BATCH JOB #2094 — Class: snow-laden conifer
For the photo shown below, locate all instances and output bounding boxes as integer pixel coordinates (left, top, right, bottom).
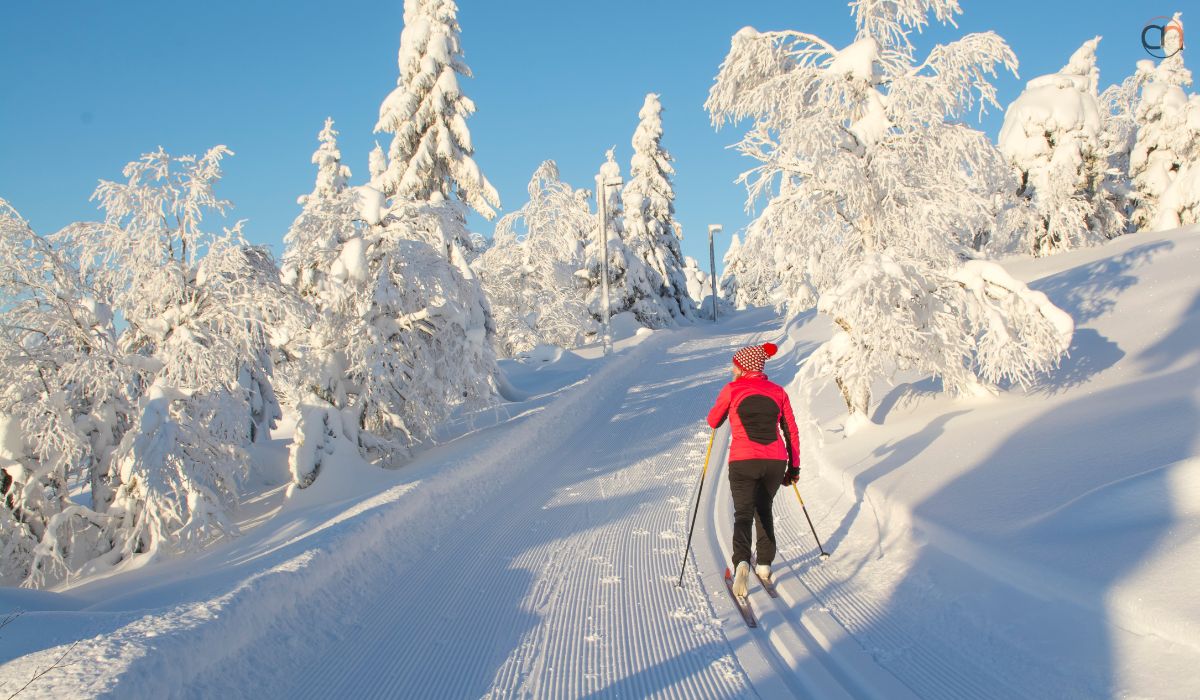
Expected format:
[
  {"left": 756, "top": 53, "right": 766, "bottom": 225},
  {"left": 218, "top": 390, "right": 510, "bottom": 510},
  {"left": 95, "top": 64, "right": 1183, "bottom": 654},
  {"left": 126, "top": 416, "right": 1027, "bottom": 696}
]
[
  {"left": 717, "top": 233, "right": 745, "bottom": 307},
  {"left": 283, "top": 127, "right": 499, "bottom": 485},
  {"left": 303, "top": 118, "right": 352, "bottom": 205},
  {"left": 622, "top": 94, "right": 694, "bottom": 323},
  {"left": 583, "top": 149, "right": 671, "bottom": 331},
  {"left": 998, "top": 38, "right": 1124, "bottom": 255},
  {"left": 706, "top": 0, "right": 1073, "bottom": 429},
  {"left": 284, "top": 208, "right": 498, "bottom": 486},
  {"left": 374, "top": 0, "right": 499, "bottom": 220},
  {"left": 476, "top": 161, "right": 595, "bottom": 356},
  {"left": 1129, "top": 15, "right": 1200, "bottom": 231},
  {"left": 283, "top": 118, "right": 359, "bottom": 308}
]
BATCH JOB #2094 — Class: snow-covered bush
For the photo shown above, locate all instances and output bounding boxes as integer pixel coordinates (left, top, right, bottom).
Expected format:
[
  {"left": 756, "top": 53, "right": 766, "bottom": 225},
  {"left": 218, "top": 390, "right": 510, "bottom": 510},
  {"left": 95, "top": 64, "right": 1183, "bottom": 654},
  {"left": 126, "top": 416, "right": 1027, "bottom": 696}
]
[
  {"left": 681, "top": 255, "right": 731, "bottom": 320},
  {"left": 998, "top": 38, "right": 1125, "bottom": 255},
  {"left": 1129, "top": 15, "right": 1200, "bottom": 231},
  {"left": 622, "top": 93, "right": 694, "bottom": 323},
  {"left": 475, "top": 161, "right": 596, "bottom": 356},
  {"left": 0, "top": 201, "right": 132, "bottom": 586},
  {"left": 706, "top": 0, "right": 1073, "bottom": 427}
]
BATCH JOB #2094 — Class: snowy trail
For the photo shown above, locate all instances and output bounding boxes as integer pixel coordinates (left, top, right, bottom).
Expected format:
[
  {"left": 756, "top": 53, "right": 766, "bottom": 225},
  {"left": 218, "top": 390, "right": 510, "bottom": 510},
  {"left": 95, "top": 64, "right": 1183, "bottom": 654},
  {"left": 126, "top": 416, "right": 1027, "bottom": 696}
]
[
  {"left": 0, "top": 306, "right": 1079, "bottom": 699},
  {"left": 274, "top": 314, "right": 771, "bottom": 699}
]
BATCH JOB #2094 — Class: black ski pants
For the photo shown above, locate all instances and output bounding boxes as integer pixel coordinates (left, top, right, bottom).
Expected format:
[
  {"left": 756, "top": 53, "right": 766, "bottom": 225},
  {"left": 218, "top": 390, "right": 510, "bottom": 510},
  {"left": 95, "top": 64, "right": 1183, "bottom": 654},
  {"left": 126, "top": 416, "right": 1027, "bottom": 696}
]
[{"left": 728, "top": 458, "right": 787, "bottom": 567}]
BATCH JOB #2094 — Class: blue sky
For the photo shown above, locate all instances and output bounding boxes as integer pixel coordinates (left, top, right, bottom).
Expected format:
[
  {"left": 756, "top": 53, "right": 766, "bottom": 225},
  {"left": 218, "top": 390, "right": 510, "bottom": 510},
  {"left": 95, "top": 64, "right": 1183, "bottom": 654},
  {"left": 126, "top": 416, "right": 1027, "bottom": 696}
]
[{"left": 0, "top": 1, "right": 1178, "bottom": 272}]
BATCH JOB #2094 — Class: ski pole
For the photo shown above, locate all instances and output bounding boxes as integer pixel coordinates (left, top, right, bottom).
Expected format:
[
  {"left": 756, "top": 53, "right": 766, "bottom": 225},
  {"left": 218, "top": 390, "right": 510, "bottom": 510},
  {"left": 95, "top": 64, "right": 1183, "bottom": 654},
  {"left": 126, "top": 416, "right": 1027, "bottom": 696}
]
[
  {"left": 677, "top": 429, "right": 716, "bottom": 587},
  {"left": 792, "top": 483, "right": 830, "bottom": 560}
]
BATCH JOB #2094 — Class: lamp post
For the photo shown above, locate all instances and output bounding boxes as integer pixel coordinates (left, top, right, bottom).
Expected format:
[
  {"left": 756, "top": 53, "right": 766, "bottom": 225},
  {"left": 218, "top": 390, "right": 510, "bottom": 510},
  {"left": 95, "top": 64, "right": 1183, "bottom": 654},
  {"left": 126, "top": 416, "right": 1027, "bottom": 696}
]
[
  {"left": 595, "top": 171, "right": 623, "bottom": 355},
  {"left": 707, "top": 224, "right": 722, "bottom": 322}
]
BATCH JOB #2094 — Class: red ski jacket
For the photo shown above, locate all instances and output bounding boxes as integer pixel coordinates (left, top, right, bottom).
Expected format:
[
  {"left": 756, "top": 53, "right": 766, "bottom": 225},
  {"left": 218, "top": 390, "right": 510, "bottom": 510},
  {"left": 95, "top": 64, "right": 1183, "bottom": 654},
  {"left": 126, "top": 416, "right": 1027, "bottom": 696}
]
[{"left": 707, "top": 372, "right": 800, "bottom": 467}]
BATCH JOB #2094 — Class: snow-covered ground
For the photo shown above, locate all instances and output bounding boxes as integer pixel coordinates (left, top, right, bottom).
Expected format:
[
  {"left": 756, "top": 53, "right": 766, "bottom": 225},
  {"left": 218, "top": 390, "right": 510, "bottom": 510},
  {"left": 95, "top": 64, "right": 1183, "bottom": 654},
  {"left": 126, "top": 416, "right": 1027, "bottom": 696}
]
[{"left": 1, "top": 226, "right": 1198, "bottom": 698}]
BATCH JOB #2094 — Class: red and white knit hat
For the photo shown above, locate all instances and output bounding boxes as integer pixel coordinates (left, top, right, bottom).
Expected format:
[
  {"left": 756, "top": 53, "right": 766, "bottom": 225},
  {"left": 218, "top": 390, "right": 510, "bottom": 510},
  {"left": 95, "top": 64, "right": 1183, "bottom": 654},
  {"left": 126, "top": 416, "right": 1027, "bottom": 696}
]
[{"left": 732, "top": 343, "right": 778, "bottom": 373}]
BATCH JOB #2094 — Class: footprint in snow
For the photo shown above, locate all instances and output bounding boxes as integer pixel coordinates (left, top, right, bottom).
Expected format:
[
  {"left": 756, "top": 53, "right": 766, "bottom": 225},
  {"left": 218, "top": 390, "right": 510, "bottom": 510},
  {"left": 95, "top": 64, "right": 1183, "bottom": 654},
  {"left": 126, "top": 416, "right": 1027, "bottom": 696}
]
[
  {"left": 659, "top": 530, "right": 677, "bottom": 540},
  {"left": 600, "top": 575, "right": 621, "bottom": 585}
]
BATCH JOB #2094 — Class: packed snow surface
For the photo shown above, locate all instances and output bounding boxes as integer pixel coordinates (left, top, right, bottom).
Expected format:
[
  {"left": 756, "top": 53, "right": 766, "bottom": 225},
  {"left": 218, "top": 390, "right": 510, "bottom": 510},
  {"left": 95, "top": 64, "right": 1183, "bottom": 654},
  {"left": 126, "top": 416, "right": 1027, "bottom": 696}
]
[{"left": 2, "top": 227, "right": 1199, "bottom": 698}]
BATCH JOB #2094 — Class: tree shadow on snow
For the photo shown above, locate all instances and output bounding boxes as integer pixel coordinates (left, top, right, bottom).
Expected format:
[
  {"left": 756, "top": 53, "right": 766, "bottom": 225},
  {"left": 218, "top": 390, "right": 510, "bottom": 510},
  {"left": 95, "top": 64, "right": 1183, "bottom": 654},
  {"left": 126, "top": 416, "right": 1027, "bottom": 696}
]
[
  {"left": 1030, "top": 241, "right": 1173, "bottom": 323},
  {"left": 860, "top": 285, "right": 1200, "bottom": 697}
]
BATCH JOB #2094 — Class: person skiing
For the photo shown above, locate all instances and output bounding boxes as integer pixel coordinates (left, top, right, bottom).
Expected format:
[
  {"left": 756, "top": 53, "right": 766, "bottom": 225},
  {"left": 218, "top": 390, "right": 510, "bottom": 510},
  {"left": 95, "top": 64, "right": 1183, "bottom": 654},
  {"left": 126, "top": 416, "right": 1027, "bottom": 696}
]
[{"left": 707, "top": 342, "right": 800, "bottom": 597}]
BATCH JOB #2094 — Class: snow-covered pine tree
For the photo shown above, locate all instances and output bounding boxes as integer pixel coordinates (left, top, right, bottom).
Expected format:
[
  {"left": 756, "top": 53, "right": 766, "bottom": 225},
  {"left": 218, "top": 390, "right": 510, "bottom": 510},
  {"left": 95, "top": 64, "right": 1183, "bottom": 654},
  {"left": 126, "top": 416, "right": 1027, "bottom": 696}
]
[
  {"left": 1129, "top": 14, "right": 1200, "bottom": 231},
  {"left": 367, "top": 0, "right": 500, "bottom": 390},
  {"left": 998, "top": 37, "right": 1125, "bottom": 255},
  {"left": 374, "top": 0, "right": 500, "bottom": 223},
  {"left": 282, "top": 127, "right": 499, "bottom": 486},
  {"left": 304, "top": 117, "right": 352, "bottom": 205},
  {"left": 583, "top": 149, "right": 670, "bottom": 331},
  {"left": 1099, "top": 63, "right": 1153, "bottom": 229},
  {"left": 283, "top": 118, "right": 359, "bottom": 306},
  {"left": 368, "top": 141, "right": 387, "bottom": 189},
  {"left": 285, "top": 210, "right": 499, "bottom": 485},
  {"left": 706, "top": 1, "right": 1073, "bottom": 430},
  {"left": 717, "top": 232, "right": 744, "bottom": 307},
  {"left": 680, "top": 256, "right": 729, "bottom": 319},
  {"left": 622, "top": 93, "right": 694, "bottom": 323},
  {"left": 476, "top": 161, "right": 596, "bottom": 356}
]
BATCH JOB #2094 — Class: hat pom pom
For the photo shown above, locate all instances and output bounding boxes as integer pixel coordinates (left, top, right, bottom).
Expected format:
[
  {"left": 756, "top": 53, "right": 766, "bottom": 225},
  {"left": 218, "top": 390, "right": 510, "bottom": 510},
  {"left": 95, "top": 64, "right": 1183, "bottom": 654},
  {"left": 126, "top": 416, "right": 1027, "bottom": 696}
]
[{"left": 762, "top": 343, "right": 777, "bottom": 357}]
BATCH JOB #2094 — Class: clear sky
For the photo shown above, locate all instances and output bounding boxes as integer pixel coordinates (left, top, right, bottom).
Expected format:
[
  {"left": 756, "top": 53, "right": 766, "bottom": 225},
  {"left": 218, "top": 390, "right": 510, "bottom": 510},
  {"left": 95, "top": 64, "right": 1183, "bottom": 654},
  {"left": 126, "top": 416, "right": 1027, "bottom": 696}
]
[{"left": 0, "top": 1, "right": 1180, "bottom": 272}]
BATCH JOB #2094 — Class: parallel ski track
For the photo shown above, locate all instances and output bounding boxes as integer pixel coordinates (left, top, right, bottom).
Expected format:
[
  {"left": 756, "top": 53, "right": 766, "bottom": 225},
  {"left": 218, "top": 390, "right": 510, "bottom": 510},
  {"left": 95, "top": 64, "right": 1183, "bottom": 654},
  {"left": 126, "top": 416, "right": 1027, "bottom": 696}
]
[
  {"left": 277, "top": 320, "right": 776, "bottom": 699},
  {"left": 691, "top": 321, "right": 1038, "bottom": 700}
]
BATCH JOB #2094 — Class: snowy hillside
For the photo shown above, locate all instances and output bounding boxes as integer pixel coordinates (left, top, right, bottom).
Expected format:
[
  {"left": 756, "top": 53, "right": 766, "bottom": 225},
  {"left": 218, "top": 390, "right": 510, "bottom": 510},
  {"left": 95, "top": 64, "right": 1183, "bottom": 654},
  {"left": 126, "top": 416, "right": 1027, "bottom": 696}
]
[{"left": 0, "top": 225, "right": 1197, "bottom": 698}]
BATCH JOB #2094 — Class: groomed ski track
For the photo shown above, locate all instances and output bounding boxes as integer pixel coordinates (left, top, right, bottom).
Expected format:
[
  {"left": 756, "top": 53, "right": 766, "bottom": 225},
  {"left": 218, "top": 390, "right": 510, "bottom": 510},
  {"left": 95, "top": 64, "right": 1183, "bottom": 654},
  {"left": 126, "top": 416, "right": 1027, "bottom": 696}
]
[
  {"left": 2, "top": 310, "right": 926, "bottom": 698},
  {"left": 259, "top": 308, "right": 913, "bottom": 700}
]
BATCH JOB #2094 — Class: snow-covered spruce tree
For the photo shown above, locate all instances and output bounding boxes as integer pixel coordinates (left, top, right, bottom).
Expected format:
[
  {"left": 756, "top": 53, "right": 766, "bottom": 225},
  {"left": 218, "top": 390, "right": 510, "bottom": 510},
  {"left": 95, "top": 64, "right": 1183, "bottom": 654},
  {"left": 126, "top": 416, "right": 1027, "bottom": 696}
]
[
  {"left": 1098, "top": 62, "right": 1153, "bottom": 229},
  {"left": 716, "top": 229, "right": 792, "bottom": 309},
  {"left": 306, "top": 117, "right": 352, "bottom": 204},
  {"left": 583, "top": 149, "right": 671, "bottom": 331},
  {"left": 285, "top": 209, "right": 499, "bottom": 484},
  {"left": 282, "top": 119, "right": 359, "bottom": 308},
  {"left": 475, "top": 161, "right": 596, "bottom": 356},
  {"left": 680, "top": 255, "right": 730, "bottom": 319},
  {"left": 706, "top": 1, "right": 1074, "bottom": 430},
  {"left": 622, "top": 93, "right": 694, "bottom": 323},
  {"left": 1129, "top": 15, "right": 1200, "bottom": 231},
  {"left": 998, "top": 37, "right": 1124, "bottom": 255},
  {"left": 717, "top": 232, "right": 745, "bottom": 307},
  {"left": 368, "top": 141, "right": 387, "bottom": 189},
  {"left": 374, "top": 0, "right": 500, "bottom": 231},
  {"left": 282, "top": 131, "right": 498, "bottom": 485}
]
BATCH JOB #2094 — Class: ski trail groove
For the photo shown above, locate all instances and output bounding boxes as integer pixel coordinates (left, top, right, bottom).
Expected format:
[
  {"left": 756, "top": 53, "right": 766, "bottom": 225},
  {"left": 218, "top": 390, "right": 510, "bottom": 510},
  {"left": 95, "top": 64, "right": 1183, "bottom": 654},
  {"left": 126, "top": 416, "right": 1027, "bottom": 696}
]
[{"left": 269, "top": 319, "right": 777, "bottom": 699}]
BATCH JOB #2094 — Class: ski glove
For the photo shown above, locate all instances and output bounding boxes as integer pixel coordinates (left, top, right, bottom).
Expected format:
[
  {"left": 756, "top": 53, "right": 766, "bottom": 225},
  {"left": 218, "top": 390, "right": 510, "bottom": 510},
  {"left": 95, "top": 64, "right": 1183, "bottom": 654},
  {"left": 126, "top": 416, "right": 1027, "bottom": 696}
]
[{"left": 782, "top": 467, "right": 799, "bottom": 487}]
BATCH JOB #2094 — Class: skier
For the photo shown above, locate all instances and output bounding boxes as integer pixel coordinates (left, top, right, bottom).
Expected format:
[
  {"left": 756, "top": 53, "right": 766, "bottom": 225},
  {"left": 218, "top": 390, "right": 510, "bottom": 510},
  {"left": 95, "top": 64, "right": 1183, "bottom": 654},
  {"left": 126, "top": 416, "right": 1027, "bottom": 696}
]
[{"left": 707, "top": 342, "right": 800, "bottom": 597}]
